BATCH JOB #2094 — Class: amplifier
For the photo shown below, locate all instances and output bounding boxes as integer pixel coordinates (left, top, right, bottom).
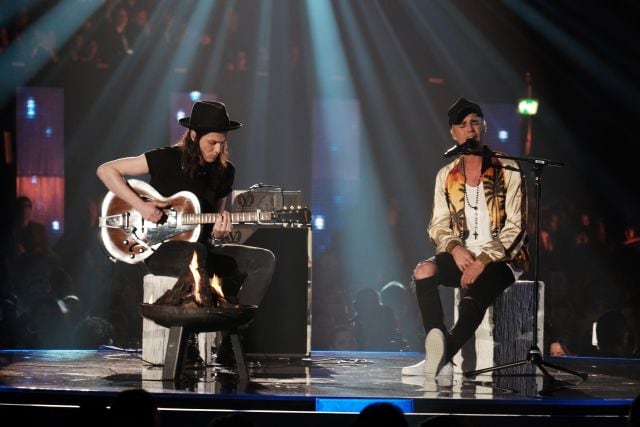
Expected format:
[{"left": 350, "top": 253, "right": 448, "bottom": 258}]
[
  {"left": 232, "top": 188, "right": 302, "bottom": 212},
  {"left": 241, "top": 226, "right": 311, "bottom": 358}
]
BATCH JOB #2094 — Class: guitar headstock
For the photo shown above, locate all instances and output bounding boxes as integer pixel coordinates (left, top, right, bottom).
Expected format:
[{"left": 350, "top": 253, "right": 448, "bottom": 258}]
[{"left": 273, "top": 206, "right": 312, "bottom": 226}]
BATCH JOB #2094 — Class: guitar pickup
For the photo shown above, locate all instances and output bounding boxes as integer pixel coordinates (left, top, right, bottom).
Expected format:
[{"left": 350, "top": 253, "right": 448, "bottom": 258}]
[{"left": 99, "top": 213, "right": 130, "bottom": 231}]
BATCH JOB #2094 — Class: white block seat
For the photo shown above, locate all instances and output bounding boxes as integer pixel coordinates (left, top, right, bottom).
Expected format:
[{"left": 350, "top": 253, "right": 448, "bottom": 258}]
[{"left": 453, "top": 280, "right": 544, "bottom": 375}]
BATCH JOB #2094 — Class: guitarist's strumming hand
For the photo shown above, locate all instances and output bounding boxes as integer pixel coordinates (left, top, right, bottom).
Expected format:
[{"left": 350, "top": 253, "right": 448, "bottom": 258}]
[
  {"left": 212, "top": 210, "right": 232, "bottom": 240},
  {"left": 139, "top": 200, "right": 168, "bottom": 224}
]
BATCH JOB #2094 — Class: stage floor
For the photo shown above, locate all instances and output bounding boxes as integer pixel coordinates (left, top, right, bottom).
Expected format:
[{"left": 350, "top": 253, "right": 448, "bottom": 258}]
[{"left": 0, "top": 349, "right": 638, "bottom": 426}]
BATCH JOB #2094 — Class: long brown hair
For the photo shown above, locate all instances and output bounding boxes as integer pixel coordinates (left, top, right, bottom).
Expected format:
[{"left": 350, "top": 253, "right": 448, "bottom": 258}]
[{"left": 175, "top": 130, "right": 228, "bottom": 178}]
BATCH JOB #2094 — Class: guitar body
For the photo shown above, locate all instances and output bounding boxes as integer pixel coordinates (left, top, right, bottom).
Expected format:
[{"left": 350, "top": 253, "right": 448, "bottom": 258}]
[
  {"left": 99, "top": 179, "right": 311, "bottom": 264},
  {"left": 100, "top": 179, "right": 201, "bottom": 264}
]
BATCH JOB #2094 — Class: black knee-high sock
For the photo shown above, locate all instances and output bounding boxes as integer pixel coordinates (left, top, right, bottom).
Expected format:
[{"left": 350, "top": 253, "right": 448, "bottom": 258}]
[
  {"left": 414, "top": 277, "right": 446, "bottom": 334},
  {"left": 446, "top": 297, "right": 486, "bottom": 360}
]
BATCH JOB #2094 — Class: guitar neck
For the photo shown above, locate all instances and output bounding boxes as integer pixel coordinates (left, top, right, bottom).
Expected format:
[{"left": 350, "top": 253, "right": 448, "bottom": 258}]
[{"left": 181, "top": 211, "right": 273, "bottom": 225}]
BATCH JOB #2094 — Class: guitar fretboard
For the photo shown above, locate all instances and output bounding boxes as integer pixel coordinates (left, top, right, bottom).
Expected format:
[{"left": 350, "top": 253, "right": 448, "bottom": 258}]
[{"left": 181, "top": 211, "right": 273, "bottom": 225}]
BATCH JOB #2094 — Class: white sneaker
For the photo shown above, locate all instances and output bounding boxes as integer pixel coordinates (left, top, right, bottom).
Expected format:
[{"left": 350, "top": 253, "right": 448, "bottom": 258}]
[
  {"left": 437, "top": 361, "right": 453, "bottom": 377},
  {"left": 424, "top": 328, "right": 446, "bottom": 378},
  {"left": 401, "top": 359, "right": 426, "bottom": 376},
  {"left": 435, "top": 362, "right": 454, "bottom": 386}
]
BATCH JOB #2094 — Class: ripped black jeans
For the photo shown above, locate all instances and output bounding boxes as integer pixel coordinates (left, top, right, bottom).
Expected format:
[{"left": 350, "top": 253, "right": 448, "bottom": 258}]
[{"left": 414, "top": 252, "right": 515, "bottom": 361}]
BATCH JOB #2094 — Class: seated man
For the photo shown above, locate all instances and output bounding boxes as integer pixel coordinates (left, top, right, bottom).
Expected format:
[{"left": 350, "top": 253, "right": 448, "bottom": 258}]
[
  {"left": 97, "top": 100, "right": 275, "bottom": 365},
  {"left": 402, "top": 98, "right": 528, "bottom": 378}
]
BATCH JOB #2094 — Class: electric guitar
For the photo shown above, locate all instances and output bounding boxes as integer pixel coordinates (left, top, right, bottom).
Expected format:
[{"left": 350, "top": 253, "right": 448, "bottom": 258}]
[{"left": 98, "top": 179, "right": 311, "bottom": 264}]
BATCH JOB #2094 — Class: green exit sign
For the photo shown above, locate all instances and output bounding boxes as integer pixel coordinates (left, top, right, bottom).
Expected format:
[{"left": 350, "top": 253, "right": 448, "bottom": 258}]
[{"left": 518, "top": 98, "right": 539, "bottom": 115}]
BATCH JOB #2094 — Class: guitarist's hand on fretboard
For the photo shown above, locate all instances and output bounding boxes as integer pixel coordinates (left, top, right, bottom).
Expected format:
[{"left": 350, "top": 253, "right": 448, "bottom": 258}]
[{"left": 212, "top": 210, "right": 232, "bottom": 239}]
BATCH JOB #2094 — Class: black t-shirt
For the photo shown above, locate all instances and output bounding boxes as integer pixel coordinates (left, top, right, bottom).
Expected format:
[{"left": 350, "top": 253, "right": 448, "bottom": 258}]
[{"left": 145, "top": 146, "right": 235, "bottom": 238}]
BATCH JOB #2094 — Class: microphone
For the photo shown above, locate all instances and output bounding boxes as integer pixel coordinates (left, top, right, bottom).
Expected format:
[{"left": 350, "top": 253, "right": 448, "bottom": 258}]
[{"left": 443, "top": 138, "right": 477, "bottom": 158}]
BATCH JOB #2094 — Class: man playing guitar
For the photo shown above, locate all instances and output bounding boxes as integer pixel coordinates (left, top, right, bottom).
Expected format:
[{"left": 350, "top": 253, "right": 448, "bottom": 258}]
[{"left": 97, "top": 100, "right": 276, "bottom": 367}]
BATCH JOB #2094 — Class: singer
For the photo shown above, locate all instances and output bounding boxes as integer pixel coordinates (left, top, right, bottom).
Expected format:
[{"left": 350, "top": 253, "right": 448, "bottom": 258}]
[{"left": 402, "top": 97, "right": 529, "bottom": 380}]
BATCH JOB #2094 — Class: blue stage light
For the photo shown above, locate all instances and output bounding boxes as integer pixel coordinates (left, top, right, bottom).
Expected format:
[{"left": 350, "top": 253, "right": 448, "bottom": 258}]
[
  {"left": 316, "top": 398, "right": 413, "bottom": 413},
  {"left": 26, "top": 97, "right": 36, "bottom": 119}
]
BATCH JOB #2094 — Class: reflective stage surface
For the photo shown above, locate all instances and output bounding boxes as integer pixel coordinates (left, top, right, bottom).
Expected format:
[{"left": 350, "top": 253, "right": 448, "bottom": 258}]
[{"left": 0, "top": 349, "right": 638, "bottom": 426}]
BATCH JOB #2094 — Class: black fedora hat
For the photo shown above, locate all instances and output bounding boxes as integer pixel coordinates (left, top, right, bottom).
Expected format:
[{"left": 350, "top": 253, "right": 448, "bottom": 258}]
[
  {"left": 448, "top": 97, "right": 483, "bottom": 126},
  {"left": 179, "top": 101, "right": 242, "bottom": 132}
]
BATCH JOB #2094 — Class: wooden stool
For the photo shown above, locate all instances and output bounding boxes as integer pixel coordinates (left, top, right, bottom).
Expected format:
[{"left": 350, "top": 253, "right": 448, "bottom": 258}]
[{"left": 453, "top": 280, "right": 544, "bottom": 372}]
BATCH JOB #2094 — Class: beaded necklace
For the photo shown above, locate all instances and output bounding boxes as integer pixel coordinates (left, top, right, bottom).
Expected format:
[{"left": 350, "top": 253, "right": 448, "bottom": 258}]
[{"left": 464, "top": 181, "right": 480, "bottom": 240}]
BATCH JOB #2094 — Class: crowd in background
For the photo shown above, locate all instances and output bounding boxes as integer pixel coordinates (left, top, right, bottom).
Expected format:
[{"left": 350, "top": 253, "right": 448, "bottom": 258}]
[{"left": 1, "top": 0, "right": 303, "bottom": 89}]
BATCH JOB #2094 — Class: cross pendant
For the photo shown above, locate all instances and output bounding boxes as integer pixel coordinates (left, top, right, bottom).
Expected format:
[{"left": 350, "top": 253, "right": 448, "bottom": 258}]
[{"left": 473, "top": 231, "right": 478, "bottom": 239}]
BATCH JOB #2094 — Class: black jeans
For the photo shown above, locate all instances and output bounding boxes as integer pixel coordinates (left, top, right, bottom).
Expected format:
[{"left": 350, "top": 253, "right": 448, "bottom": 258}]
[
  {"left": 415, "top": 252, "right": 515, "bottom": 360},
  {"left": 144, "top": 240, "right": 275, "bottom": 307}
]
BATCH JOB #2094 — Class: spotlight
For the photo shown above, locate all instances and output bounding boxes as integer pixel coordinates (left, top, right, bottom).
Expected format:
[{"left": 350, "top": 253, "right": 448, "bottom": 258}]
[
  {"left": 189, "top": 91, "right": 202, "bottom": 102},
  {"left": 313, "top": 215, "right": 325, "bottom": 231}
]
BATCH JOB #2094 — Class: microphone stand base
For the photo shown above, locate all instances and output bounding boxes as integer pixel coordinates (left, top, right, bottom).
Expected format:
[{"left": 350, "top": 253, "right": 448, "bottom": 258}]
[{"left": 463, "top": 345, "right": 588, "bottom": 381}]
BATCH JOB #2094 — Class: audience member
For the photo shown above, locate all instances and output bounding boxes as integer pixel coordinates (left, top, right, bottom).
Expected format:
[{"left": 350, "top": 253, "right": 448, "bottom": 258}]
[
  {"left": 329, "top": 323, "right": 358, "bottom": 350},
  {"left": 0, "top": 13, "right": 9, "bottom": 54},
  {"left": 53, "top": 196, "right": 112, "bottom": 319},
  {"left": 11, "top": 196, "right": 49, "bottom": 257},
  {"left": 596, "top": 310, "right": 633, "bottom": 357},
  {"left": 311, "top": 249, "right": 351, "bottom": 349},
  {"left": 109, "top": 388, "right": 160, "bottom": 427},
  {"left": 548, "top": 339, "right": 571, "bottom": 357},
  {"left": 380, "top": 280, "right": 424, "bottom": 352},
  {"left": 68, "top": 19, "right": 98, "bottom": 65},
  {"left": 354, "top": 402, "right": 408, "bottom": 427},
  {"left": 352, "top": 287, "right": 407, "bottom": 351},
  {"left": 73, "top": 315, "right": 114, "bottom": 349}
]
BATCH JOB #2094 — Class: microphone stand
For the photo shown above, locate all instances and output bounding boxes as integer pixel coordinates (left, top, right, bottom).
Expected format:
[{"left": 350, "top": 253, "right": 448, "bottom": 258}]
[{"left": 461, "top": 149, "right": 587, "bottom": 382}]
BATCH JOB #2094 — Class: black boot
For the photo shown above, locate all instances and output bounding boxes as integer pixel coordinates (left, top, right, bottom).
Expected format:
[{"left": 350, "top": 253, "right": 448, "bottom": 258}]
[
  {"left": 215, "top": 333, "right": 236, "bottom": 367},
  {"left": 184, "top": 333, "right": 205, "bottom": 369},
  {"left": 414, "top": 276, "right": 446, "bottom": 333}
]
